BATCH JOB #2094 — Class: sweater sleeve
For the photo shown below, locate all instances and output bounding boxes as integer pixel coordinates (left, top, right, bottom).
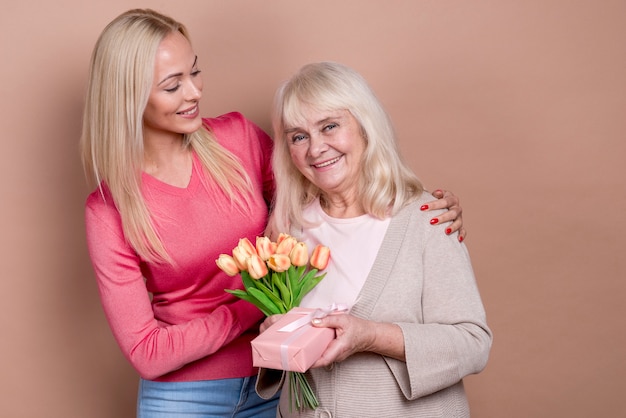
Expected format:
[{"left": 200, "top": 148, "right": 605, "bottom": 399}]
[
  {"left": 85, "top": 196, "right": 264, "bottom": 380},
  {"left": 384, "top": 210, "right": 492, "bottom": 400}
]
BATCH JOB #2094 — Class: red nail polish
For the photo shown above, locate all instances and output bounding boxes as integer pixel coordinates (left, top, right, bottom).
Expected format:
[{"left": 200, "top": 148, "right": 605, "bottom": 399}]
[
  {"left": 459, "top": 236, "right": 464, "bottom": 243},
  {"left": 445, "top": 228, "right": 452, "bottom": 235},
  {"left": 420, "top": 205, "right": 429, "bottom": 211},
  {"left": 430, "top": 218, "right": 439, "bottom": 225}
]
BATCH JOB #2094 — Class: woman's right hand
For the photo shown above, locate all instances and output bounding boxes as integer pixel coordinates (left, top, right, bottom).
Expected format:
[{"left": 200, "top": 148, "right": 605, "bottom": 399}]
[{"left": 309, "top": 313, "right": 406, "bottom": 367}]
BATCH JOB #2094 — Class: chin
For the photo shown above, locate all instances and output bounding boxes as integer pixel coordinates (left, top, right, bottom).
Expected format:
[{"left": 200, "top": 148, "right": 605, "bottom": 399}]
[{"left": 183, "top": 119, "right": 203, "bottom": 134}]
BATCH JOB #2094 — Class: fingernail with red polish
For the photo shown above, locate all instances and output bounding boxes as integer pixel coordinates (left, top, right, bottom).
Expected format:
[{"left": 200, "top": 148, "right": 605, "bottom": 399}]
[
  {"left": 430, "top": 218, "right": 439, "bottom": 225},
  {"left": 459, "top": 236, "right": 464, "bottom": 243},
  {"left": 445, "top": 228, "right": 452, "bottom": 235},
  {"left": 420, "top": 205, "right": 429, "bottom": 211}
]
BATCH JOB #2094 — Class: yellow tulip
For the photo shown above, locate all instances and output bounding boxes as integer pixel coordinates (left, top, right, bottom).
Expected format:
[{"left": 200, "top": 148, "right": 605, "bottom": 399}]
[
  {"left": 256, "top": 236, "right": 276, "bottom": 260},
  {"left": 289, "top": 242, "right": 309, "bottom": 267},
  {"left": 216, "top": 254, "right": 240, "bottom": 276},
  {"left": 268, "top": 253, "right": 291, "bottom": 273},
  {"left": 310, "top": 245, "right": 331, "bottom": 270},
  {"left": 247, "top": 254, "right": 269, "bottom": 279}
]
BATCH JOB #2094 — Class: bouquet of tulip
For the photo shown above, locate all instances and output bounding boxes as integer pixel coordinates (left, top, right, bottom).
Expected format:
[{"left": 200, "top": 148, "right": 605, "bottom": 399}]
[{"left": 216, "top": 233, "right": 331, "bottom": 411}]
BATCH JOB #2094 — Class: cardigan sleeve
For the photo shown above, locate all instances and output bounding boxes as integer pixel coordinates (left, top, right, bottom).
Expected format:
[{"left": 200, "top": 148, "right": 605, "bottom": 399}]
[{"left": 383, "top": 207, "right": 492, "bottom": 400}]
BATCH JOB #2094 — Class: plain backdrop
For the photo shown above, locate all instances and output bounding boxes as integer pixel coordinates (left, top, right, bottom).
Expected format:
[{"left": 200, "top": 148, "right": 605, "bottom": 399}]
[{"left": 1, "top": 1, "right": 624, "bottom": 417}]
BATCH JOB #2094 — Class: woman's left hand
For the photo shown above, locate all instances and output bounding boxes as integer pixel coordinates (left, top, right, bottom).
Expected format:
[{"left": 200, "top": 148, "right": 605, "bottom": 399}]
[
  {"left": 259, "top": 314, "right": 284, "bottom": 333},
  {"left": 421, "top": 188, "right": 466, "bottom": 242},
  {"left": 310, "top": 314, "right": 405, "bottom": 368}
]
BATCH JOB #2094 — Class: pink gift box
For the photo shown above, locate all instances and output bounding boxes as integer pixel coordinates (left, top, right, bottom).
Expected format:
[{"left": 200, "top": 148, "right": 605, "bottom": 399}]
[{"left": 251, "top": 307, "right": 335, "bottom": 373}]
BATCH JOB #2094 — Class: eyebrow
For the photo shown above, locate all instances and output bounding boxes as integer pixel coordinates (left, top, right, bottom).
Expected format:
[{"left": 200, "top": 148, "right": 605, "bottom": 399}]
[
  {"left": 157, "top": 55, "right": 198, "bottom": 86},
  {"left": 284, "top": 115, "right": 342, "bottom": 133}
]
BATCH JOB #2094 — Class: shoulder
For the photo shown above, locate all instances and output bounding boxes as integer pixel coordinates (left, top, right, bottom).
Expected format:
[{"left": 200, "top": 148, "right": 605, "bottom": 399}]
[
  {"left": 400, "top": 192, "right": 446, "bottom": 221},
  {"left": 202, "top": 111, "right": 246, "bottom": 130},
  {"left": 202, "top": 112, "right": 265, "bottom": 137},
  {"left": 85, "top": 184, "right": 111, "bottom": 211},
  {"left": 387, "top": 192, "right": 450, "bottom": 241},
  {"left": 202, "top": 112, "right": 271, "bottom": 151},
  {"left": 84, "top": 185, "right": 121, "bottom": 228}
]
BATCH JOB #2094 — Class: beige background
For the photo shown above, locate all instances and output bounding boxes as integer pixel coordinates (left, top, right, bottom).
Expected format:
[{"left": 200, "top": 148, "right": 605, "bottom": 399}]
[{"left": 1, "top": 1, "right": 624, "bottom": 417}]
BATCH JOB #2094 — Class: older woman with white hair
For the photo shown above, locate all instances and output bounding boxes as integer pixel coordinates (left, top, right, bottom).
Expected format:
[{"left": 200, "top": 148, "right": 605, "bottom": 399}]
[{"left": 257, "top": 62, "right": 492, "bottom": 417}]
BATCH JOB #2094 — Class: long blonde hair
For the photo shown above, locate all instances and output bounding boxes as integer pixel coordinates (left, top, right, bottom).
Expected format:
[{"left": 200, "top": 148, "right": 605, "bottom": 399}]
[
  {"left": 81, "top": 9, "right": 252, "bottom": 264},
  {"left": 270, "top": 62, "right": 423, "bottom": 233}
]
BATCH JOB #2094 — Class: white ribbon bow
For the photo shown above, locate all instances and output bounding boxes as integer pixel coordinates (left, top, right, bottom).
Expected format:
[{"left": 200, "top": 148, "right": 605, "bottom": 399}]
[{"left": 278, "top": 303, "right": 350, "bottom": 333}]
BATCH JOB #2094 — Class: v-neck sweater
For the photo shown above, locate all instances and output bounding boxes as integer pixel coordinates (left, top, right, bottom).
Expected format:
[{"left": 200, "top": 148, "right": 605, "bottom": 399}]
[{"left": 85, "top": 112, "right": 274, "bottom": 381}]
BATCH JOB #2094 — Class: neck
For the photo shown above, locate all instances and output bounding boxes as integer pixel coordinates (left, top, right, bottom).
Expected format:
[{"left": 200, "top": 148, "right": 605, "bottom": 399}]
[
  {"left": 319, "top": 194, "right": 366, "bottom": 218},
  {"left": 143, "top": 134, "right": 192, "bottom": 187}
]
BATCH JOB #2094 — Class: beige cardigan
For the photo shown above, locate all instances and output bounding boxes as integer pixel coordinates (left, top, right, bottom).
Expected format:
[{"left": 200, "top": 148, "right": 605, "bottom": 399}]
[{"left": 257, "top": 196, "right": 492, "bottom": 417}]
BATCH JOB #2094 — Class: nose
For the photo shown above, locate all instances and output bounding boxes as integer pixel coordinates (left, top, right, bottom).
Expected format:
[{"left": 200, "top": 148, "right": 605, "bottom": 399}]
[
  {"left": 308, "top": 132, "right": 328, "bottom": 157},
  {"left": 184, "top": 76, "right": 203, "bottom": 101}
]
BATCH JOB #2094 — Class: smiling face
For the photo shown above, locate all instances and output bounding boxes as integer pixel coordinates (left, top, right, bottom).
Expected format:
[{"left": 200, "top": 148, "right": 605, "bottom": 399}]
[
  {"left": 143, "top": 31, "right": 203, "bottom": 142},
  {"left": 286, "top": 106, "right": 367, "bottom": 206}
]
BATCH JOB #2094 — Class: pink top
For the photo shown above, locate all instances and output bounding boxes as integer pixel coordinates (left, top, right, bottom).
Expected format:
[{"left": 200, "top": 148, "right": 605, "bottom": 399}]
[
  {"left": 298, "top": 198, "right": 390, "bottom": 309},
  {"left": 84, "top": 112, "right": 274, "bottom": 381}
]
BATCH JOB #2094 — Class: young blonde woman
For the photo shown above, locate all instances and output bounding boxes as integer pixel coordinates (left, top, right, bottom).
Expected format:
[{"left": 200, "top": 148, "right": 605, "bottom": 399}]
[{"left": 81, "top": 9, "right": 466, "bottom": 417}]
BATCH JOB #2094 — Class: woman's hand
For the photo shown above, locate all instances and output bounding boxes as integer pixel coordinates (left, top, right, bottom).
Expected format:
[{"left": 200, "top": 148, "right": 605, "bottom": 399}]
[
  {"left": 421, "top": 189, "right": 466, "bottom": 242},
  {"left": 259, "top": 314, "right": 284, "bottom": 333},
  {"left": 310, "top": 314, "right": 405, "bottom": 368}
]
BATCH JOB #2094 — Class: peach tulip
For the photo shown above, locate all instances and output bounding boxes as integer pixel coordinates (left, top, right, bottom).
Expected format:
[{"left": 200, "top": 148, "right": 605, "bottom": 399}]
[
  {"left": 276, "top": 232, "right": 291, "bottom": 244},
  {"left": 256, "top": 236, "right": 276, "bottom": 260},
  {"left": 289, "top": 242, "right": 309, "bottom": 267},
  {"left": 275, "top": 235, "right": 297, "bottom": 255},
  {"left": 238, "top": 237, "right": 257, "bottom": 257},
  {"left": 232, "top": 246, "right": 249, "bottom": 271},
  {"left": 247, "top": 254, "right": 269, "bottom": 279},
  {"left": 216, "top": 254, "right": 240, "bottom": 276},
  {"left": 268, "top": 253, "right": 291, "bottom": 273},
  {"left": 310, "top": 245, "right": 331, "bottom": 270}
]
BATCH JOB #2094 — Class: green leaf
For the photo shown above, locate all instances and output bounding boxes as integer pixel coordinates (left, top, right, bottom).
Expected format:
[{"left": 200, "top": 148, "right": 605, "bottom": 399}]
[
  {"left": 272, "top": 271, "right": 293, "bottom": 310},
  {"left": 240, "top": 271, "right": 257, "bottom": 291},
  {"left": 287, "top": 266, "right": 300, "bottom": 298},
  {"left": 296, "top": 265, "right": 307, "bottom": 278},
  {"left": 225, "top": 289, "right": 273, "bottom": 316},
  {"left": 224, "top": 289, "right": 248, "bottom": 298},
  {"left": 293, "top": 272, "right": 326, "bottom": 307},
  {"left": 253, "top": 278, "right": 287, "bottom": 313},
  {"left": 298, "top": 268, "right": 318, "bottom": 284},
  {"left": 247, "top": 287, "right": 282, "bottom": 315}
]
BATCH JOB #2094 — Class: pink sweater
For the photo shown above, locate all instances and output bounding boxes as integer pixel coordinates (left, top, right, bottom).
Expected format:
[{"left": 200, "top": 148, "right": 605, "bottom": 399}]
[{"left": 85, "top": 112, "right": 274, "bottom": 381}]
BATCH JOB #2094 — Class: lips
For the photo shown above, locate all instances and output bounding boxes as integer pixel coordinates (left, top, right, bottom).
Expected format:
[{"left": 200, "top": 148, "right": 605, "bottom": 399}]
[
  {"left": 177, "top": 105, "right": 198, "bottom": 116},
  {"left": 312, "top": 155, "right": 342, "bottom": 168}
]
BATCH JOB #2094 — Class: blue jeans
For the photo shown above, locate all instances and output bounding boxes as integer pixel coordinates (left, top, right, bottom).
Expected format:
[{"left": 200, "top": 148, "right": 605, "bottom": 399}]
[{"left": 137, "top": 376, "right": 279, "bottom": 418}]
